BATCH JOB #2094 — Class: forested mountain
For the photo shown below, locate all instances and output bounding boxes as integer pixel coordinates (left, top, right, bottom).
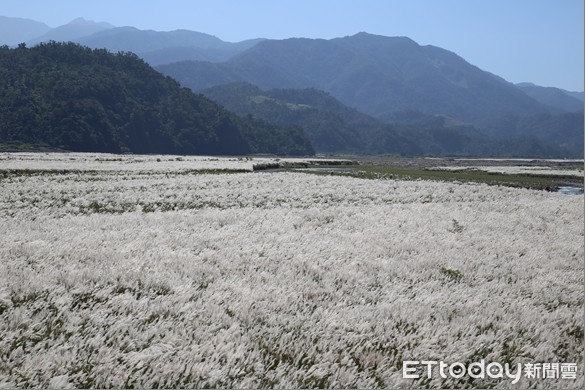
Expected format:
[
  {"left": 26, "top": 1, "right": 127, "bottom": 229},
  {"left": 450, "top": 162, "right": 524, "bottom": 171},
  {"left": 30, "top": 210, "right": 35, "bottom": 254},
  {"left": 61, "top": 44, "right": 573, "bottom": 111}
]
[
  {"left": 139, "top": 46, "right": 244, "bottom": 66},
  {"left": 515, "top": 82, "right": 583, "bottom": 112},
  {"left": 0, "top": 16, "right": 51, "bottom": 46},
  {"left": 202, "top": 83, "right": 573, "bottom": 157},
  {"left": 488, "top": 111, "right": 584, "bottom": 156},
  {"left": 0, "top": 43, "right": 314, "bottom": 156},
  {"left": 202, "top": 83, "right": 368, "bottom": 152},
  {"left": 158, "top": 33, "right": 554, "bottom": 132}
]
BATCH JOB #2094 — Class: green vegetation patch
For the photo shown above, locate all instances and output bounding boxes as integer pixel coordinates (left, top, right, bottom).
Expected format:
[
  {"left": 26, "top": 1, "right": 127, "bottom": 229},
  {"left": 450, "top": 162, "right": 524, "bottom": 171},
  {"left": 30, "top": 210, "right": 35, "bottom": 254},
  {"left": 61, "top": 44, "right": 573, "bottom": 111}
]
[
  {"left": 440, "top": 267, "right": 464, "bottom": 281},
  {"left": 295, "top": 162, "right": 582, "bottom": 191}
]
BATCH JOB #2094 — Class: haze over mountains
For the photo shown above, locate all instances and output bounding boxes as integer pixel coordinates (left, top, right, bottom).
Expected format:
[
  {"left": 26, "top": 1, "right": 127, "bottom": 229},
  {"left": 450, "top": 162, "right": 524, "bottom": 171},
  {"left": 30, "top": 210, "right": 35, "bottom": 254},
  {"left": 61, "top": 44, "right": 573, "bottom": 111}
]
[
  {"left": 1, "top": 15, "right": 583, "bottom": 157},
  {"left": 0, "top": 16, "right": 51, "bottom": 45},
  {"left": 28, "top": 18, "right": 115, "bottom": 45},
  {"left": 158, "top": 34, "right": 578, "bottom": 129},
  {"left": 515, "top": 83, "right": 584, "bottom": 112},
  {"left": 4, "top": 16, "right": 263, "bottom": 65}
]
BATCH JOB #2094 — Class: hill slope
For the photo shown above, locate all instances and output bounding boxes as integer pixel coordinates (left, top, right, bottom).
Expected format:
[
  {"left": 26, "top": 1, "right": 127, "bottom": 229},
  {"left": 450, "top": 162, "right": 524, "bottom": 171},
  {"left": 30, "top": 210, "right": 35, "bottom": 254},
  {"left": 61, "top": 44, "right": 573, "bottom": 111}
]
[
  {"left": 0, "top": 42, "right": 313, "bottom": 156},
  {"left": 565, "top": 91, "right": 584, "bottom": 102},
  {"left": 158, "top": 33, "right": 553, "bottom": 131},
  {"left": 202, "top": 83, "right": 571, "bottom": 157},
  {"left": 202, "top": 83, "right": 369, "bottom": 152}
]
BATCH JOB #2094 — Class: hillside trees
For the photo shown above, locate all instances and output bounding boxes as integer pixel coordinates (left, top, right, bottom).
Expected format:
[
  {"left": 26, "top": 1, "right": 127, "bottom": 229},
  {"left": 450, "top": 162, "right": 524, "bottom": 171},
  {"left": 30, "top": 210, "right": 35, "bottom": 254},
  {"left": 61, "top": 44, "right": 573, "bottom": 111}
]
[{"left": 0, "top": 42, "right": 314, "bottom": 155}]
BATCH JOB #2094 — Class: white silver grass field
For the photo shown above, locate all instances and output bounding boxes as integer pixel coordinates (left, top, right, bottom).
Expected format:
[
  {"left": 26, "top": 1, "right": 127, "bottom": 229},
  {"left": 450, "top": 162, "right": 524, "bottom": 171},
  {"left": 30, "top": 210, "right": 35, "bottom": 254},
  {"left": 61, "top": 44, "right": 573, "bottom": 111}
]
[{"left": 0, "top": 153, "right": 583, "bottom": 389}]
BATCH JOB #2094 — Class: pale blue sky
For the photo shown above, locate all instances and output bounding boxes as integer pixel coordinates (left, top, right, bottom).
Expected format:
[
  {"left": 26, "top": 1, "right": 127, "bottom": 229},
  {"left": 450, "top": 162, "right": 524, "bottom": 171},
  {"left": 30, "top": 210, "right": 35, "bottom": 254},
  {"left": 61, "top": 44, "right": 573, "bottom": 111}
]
[{"left": 1, "top": 0, "right": 583, "bottom": 91}]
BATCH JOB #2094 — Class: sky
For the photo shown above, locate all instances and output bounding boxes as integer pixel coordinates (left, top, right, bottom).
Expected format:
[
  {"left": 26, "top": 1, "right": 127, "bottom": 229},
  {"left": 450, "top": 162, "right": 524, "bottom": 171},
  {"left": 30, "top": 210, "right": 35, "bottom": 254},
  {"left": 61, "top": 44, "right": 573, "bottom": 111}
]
[{"left": 1, "top": 0, "right": 583, "bottom": 91}]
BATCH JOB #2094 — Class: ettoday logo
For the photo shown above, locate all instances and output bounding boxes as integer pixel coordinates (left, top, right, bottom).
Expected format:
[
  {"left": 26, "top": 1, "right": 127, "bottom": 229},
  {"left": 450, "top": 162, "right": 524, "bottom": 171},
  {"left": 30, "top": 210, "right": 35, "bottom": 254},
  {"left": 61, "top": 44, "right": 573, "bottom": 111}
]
[
  {"left": 403, "top": 360, "right": 522, "bottom": 384},
  {"left": 403, "top": 360, "right": 578, "bottom": 383}
]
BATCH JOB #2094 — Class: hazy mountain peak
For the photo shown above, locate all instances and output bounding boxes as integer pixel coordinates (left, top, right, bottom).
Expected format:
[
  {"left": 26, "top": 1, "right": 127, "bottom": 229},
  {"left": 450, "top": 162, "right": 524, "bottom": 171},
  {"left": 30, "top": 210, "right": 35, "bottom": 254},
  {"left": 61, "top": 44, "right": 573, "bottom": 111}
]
[
  {"left": 67, "top": 17, "right": 114, "bottom": 29},
  {"left": 0, "top": 16, "right": 51, "bottom": 45},
  {"left": 345, "top": 32, "right": 418, "bottom": 45},
  {"left": 69, "top": 17, "right": 93, "bottom": 25},
  {"left": 27, "top": 17, "right": 115, "bottom": 45}
]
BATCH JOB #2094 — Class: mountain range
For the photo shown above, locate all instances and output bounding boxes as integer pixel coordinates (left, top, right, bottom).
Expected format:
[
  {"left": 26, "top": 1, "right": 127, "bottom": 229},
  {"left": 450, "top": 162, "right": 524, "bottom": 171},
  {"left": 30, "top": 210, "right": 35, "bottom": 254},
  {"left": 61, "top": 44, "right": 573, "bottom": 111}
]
[
  {"left": 1, "top": 15, "right": 583, "bottom": 157},
  {"left": 157, "top": 33, "right": 582, "bottom": 130},
  {"left": 3, "top": 16, "right": 581, "bottom": 111},
  {"left": 2, "top": 16, "right": 263, "bottom": 65}
]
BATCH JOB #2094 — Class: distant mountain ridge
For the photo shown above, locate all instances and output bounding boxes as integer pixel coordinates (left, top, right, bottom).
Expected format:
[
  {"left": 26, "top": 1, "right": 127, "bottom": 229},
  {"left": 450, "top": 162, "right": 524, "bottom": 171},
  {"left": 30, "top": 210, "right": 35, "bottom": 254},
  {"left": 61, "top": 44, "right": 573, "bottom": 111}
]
[
  {"left": 516, "top": 82, "right": 583, "bottom": 112},
  {"left": 28, "top": 18, "right": 115, "bottom": 45},
  {"left": 0, "top": 16, "right": 264, "bottom": 66},
  {"left": 77, "top": 27, "right": 226, "bottom": 52},
  {"left": 157, "top": 33, "right": 556, "bottom": 132},
  {"left": 0, "top": 16, "right": 51, "bottom": 45},
  {"left": 75, "top": 27, "right": 264, "bottom": 65}
]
